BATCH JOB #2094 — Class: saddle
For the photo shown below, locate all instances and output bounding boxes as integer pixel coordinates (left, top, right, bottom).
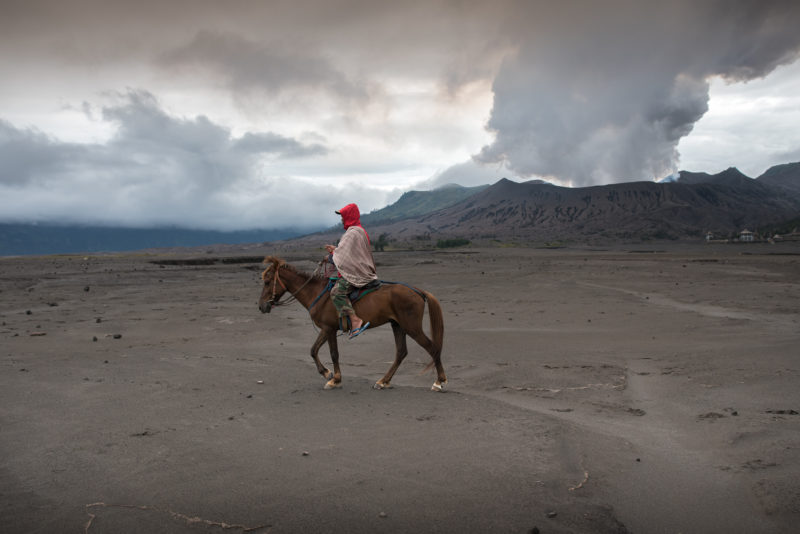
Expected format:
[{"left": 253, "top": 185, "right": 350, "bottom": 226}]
[{"left": 347, "top": 279, "right": 381, "bottom": 302}]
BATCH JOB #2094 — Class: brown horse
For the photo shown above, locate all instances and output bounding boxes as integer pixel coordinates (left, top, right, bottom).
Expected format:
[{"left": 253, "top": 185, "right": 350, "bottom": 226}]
[{"left": 258, "top": 256, "right": 446, "bottom": 391}]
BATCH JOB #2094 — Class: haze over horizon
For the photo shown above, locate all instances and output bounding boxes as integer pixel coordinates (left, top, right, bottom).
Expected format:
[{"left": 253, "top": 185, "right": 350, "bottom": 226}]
[{"left": 2, "top": 0, "right": 800, "bottom": 231}]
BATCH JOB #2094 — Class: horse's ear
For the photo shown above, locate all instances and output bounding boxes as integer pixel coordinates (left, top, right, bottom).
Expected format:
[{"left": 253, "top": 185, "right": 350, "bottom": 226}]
[
  {"left": 263, "top": 255, "right": 284, "bottom": 266},
  {"left": 261, "top": 256, "right": 283, "bottom": 280}
]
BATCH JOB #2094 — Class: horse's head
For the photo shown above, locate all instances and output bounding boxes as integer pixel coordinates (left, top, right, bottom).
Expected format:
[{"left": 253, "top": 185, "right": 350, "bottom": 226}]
[{"left": 258, "top": 256, "right": 286, "bottom": 313}]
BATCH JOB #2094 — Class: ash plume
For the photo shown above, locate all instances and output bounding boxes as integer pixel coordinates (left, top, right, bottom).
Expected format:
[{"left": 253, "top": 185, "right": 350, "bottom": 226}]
[{"left": 477, "top": 0, "right": 800, "bottom": 186}]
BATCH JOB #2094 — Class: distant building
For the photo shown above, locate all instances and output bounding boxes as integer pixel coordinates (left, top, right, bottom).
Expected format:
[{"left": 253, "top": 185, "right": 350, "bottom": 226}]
[{"left": 739, "top": 229, "right": 754, "bottom": 242}]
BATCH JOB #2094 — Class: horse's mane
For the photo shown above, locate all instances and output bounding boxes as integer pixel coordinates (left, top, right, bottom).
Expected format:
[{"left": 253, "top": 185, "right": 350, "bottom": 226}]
[{"left": 262, "top": 256, "right": 326, "bottom": 282}]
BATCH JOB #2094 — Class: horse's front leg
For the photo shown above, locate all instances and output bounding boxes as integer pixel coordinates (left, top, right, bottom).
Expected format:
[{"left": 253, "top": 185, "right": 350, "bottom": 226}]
[
  {"left": 310, "top": 329, "right": 333, "bottom": 381},
  {"left": 324, "top": 329, "right": 343, "bottom": 390}
]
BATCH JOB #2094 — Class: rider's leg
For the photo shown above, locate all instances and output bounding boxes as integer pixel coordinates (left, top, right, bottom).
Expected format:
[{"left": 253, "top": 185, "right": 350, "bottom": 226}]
[{"left": 330, "top": 278, "right": 364, "bottom": 331}]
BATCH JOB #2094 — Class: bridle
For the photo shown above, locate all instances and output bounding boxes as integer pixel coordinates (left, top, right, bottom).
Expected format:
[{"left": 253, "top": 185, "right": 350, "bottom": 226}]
[{"left": 262, "top": 259, "right": 323, "bottom": 310}]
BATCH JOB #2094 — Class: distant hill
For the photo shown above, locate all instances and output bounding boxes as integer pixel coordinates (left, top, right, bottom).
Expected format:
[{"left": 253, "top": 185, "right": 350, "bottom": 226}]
[
  {"left": 362, "top": 163, "right": 800, "bottom": 244},
  {"left": 0, "top": 224, "right": 313, "bottom": 256},
  {"left": 757, "top": 162, "right": 800, "bottom": 194},
  {"left": 678, "top": 167, "right": 752, "bottom": 186},
  {"left": 680, "top": 163, "right": 800, "bottom": 191},
  {"left": 360, "top": 184, "right": 488, "bottom": 226}
]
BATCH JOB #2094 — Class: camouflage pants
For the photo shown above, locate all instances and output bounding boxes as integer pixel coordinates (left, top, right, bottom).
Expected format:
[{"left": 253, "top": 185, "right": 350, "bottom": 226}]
[{"left": 330, "top": 277, "right": 355, "bottom": 317}]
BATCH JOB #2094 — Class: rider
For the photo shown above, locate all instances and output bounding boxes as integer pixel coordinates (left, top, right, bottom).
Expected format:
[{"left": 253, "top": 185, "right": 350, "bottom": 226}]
[{"left": 325, "top": 203, "right": 377, "bottom": 338}]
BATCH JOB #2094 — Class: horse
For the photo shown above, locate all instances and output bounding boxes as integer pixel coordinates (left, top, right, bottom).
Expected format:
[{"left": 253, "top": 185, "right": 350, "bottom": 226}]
[{"left": 257, "top": 256, "right": 447, "bottom": 391}]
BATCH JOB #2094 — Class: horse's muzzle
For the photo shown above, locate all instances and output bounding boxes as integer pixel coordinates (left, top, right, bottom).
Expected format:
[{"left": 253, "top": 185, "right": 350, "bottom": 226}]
[{"left": 259, "top": 301, "right": 272, "bottom": 314}]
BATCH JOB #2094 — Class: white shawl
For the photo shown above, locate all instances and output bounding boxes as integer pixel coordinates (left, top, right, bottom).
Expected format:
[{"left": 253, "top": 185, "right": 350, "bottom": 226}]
[{"left": 332, "top": 226, "right": 377, "bottom": 287}]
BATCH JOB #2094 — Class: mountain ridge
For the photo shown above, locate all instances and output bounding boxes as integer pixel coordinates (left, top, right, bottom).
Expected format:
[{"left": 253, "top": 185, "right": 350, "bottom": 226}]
[{"left": 362, "top": 162, "right": 800, "bottom": 244}]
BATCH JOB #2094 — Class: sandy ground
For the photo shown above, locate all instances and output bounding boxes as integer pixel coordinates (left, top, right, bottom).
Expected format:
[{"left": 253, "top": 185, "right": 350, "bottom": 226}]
[{"left": 1, "top": 242, "right": 799, "bottom": 533}]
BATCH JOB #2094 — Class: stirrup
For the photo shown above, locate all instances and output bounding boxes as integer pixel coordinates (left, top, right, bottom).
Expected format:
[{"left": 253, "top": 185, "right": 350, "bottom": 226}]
[{"left": 348, "top": 322, "right": 370, "bottom": 340}]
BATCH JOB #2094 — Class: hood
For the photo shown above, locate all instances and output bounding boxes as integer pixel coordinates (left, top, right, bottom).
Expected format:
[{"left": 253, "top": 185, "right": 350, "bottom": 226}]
[{"left": 336, "top": 203, "right": 361, "bottom": 230}]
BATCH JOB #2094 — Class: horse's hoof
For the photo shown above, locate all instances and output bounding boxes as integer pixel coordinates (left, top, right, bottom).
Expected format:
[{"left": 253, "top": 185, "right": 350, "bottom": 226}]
[
  {"left": 431, "top": 382, "right": 445, "bottom": 392},
  {"left": 373, "top": 381, "right": 392, "bottom": 390},
  {"left": 324, "top": 379, "right": 342, "bottom": 390}
]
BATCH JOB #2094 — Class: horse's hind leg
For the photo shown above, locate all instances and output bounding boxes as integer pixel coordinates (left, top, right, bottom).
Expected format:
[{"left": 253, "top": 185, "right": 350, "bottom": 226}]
[
  {"left": 374, "top": 321, "right": 408, "bottom": 390},
  {"left": 405, "top": 326, "right": 447, "bottom": 392}
]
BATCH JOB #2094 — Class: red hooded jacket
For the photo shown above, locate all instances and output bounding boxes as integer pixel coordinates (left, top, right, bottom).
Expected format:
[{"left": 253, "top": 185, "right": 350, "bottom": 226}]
[{"left": 336, "top": 203, "right": 370, "bottom": 243}]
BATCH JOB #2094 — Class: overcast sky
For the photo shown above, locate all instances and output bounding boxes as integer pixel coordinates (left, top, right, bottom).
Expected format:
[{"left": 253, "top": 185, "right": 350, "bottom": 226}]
[{"left": 2, "top": 0, "right": 799, "bottom": 230}]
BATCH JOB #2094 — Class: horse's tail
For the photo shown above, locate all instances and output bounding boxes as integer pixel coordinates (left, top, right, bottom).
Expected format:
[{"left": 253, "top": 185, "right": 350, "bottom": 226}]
[{"left": 422, "top": 291, "right": 444, "bottom": 372}]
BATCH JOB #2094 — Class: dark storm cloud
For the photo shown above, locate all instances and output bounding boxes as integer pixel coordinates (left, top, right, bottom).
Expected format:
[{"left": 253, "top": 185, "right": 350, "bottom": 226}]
[
  {"left": 476, "top": 0, "right": 800, "bottom": 185},
  {"left": 102, "top": 89, "right": 328, "bottom": 173},
  {"left": 159, "top": 30, "right": 373, "bottom": 104}
]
